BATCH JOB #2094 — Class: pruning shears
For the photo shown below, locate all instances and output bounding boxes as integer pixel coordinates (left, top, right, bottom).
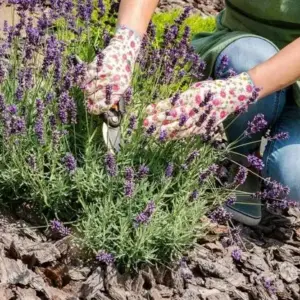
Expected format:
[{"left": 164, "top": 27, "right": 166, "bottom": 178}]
[
  {"left": 71, "top": 54, "right": 125, "bottom": 153},
  {"left": 101, "top": 98, "right": 125, "bottom": 153}
]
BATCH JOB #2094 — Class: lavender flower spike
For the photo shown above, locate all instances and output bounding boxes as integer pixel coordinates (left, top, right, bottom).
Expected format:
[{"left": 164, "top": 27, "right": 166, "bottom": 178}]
[
  {"left": 247, "top": 154, "right": 265, "bottom": 171},
  {"left": 209, "top": 207, "right": 232, "bottom": 224},
  {"left": 137, "top": 164, "right": 149, "bottom": 179},
  {"left": 62, "top": 153, "right": 77, "bottom": 173},
  {"left": 245, "top": 113, "right": 268, "bottom": 137},
  {"left": 231, "top": 248, "right": 242, "bottom": 262},
  {"left": 50, "top": 219, "right": 71, "bottom": 238},
  {"left": 96, "top": 251, "right": 115, "bottom": 264},
  {"left": 165, "top": 163, "right": 174, "bottom": 177},
  {"left": 134, "top": 200, "right": 155, "bottom": 226},
  {"left": 105, "top": 153, "right": 117, "bottom": 176}
]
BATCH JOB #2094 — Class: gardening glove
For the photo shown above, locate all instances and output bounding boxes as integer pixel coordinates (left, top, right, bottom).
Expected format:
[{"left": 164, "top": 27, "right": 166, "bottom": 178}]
[
  {"left": 82, "top": 25, "right": 142, "bottom": 115},
  {"left": 143, "top": 72, "right": 259, "bottom": 140}
]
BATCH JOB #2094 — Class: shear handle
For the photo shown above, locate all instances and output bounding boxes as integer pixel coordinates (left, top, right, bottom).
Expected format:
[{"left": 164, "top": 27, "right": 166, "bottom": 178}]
[{"left": 101, "top": 98, "right": 125, "bottom": 128}]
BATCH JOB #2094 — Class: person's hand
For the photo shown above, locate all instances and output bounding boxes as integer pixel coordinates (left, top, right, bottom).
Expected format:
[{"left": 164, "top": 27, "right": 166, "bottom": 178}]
[
  {"left": 143, "top": 73, "right": 259, "bottom": 140},
  {"left": 81, "top": 26, "right": 142, "bottom": 115}
]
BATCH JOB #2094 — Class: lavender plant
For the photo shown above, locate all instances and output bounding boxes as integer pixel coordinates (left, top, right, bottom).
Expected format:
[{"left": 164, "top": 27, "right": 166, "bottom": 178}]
[{"left": 0, "top": 1, "right": 295, "bottom": 269}]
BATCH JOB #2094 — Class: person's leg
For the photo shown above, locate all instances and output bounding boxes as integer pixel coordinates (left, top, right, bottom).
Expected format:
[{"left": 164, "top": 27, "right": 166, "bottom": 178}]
[
  {"left": 213, "top": 37, "right": 287, "bottom": 225},
  {"left": 263, "top": 104, "right": 300, "bottom": 201}
]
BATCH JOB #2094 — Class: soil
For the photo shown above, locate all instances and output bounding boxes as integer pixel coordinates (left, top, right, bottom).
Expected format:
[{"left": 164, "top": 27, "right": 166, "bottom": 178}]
[
  {"left": 1, "top": 205, "right": 300, "bottom": 300},
  {"left": 0, "top": 1, "right": 298, "bottom": 300},
  {"left": 157, "top": 0, "right": 225, "bottom": 16}
]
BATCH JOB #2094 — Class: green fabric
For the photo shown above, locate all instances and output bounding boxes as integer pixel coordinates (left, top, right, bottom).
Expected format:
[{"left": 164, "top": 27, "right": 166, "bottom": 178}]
[{"left": 191, "top": 0, "right": 300, "bottom": 106}]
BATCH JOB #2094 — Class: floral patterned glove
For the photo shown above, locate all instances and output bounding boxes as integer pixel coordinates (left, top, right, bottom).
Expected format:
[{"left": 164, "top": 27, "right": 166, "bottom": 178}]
[
  {"left": 143, "top": 72, "right": 259, "bottom": 140},
  {"left": 82, "top": 26, "right": 142, "bottom": 115}
]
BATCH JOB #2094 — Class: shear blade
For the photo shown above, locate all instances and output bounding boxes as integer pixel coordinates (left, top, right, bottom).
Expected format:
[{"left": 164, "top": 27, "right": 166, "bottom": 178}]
[{"left": 102, "top": 123, "right": 121, "bottom": 153}]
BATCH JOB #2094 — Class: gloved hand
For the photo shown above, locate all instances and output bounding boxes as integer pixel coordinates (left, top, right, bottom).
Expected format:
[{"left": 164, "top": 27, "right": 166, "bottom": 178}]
[
  {"left": 143, "top": 72, "right": 259, "bottom": 140},
  {"left": 82, "top": 26, "right": 142, "bottom": 115}
]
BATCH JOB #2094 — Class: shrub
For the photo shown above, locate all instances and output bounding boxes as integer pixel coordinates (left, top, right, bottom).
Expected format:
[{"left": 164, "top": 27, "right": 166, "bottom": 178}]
[
  {"left": 0, "top": 1, "right": 290, "bottom": 270},
  {"left": 152, "top": 10, "right": 216, "bottom": 43}
]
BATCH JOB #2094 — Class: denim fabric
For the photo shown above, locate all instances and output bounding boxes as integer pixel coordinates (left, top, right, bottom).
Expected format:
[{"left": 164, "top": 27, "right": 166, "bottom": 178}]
[{"left": 214, "top": 36, "right": 300, "bottom": 201}]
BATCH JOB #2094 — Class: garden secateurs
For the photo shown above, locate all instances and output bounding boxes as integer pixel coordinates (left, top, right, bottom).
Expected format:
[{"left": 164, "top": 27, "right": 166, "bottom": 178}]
[
  {"left": 101, "top": 98, "right": 125, "bottom": 153},
  {"left": 71, "top": 54, "right": 125, "bottom": 153}
]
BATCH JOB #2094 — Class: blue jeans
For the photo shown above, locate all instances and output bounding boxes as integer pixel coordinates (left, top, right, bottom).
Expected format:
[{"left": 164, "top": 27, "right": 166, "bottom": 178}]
[{"left": 214, "top": 37, "right": 300, "bottom": 201}]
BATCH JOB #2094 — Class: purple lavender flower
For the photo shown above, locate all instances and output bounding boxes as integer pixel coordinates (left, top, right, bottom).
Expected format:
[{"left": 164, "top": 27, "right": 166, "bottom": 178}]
[
  {"left": 178, "top": 70, "right": 186, "bottom": 78},
  {"left": 226, "top": 195, "right": 236, "bottom": 206},
  {"left": 199, "top": 164, "right": 218, "bottom": 184},
  {"left": 215, "top": 54, "right": 229, "bottom": 78},
  {"left": 233, "top": 166, "right": 248, "bottom": 186},
  {"left": 137, "top": 164, "right": 149, "bottom": 179},
  {"left": 37, "top": 13, "right": 52, "bottom": 32},
  {"left": 58, "top": 92, "right": 77, "bottom": 124},
  {"left": 124, "top": 167, "right": 135, "bottom": 197},
  {"left": 0, "top": 94, "right": 5, "bottom": 112},
  {"left": 195, "top": 106, "right": 211, "bottom": 127},
  {"left": 262, "top": 277, "right": 276, "bottom": 295},
  {"left": 124, "top": 181, "right": 134, "bottom": 198},
  {"left": 185, "top": 150, "right": 199, "bottom": 164},
  {"left": 3, "top": 112, "right": 26, "bottom": 138},
  {"left": 146, "top": 124, "right": 156, "bottom": 136},
  {"left": 96, "top": 251, "right": 115, "bottom": 264},
  {"left": 45, "top": 92, "right": 54, "bottom": 105},
  {"left": 199, "top": 169, "right": 210, "bottom": 183},
  {"left": 105, "top": 153, "right": 117, "bottom": 176},
  {"left": 231, "top": 248, "right": 242, "bottom": 262},
  {"left": 175, "top": 7, "right": 192, "bottom": 26},
  {"left": 255, "top": 177, "right": 290, "bottom": 200},
  {"left": 128, "top": 114, "right": 137, "bottom": 130},
  {"left": 98, "top": 0, "right": 106, "bottom": 17},
  {"left": 50, "top": 219, "right": 71, "bottom": 238},
  {"left": 125, "top": 167, "right": 134, "bottom": 181},
  {"left": 179, "top": 114, "right": 187, "bottom": 127},
  {"left": 7, "top": 104, "right": 17, "bottom": 114},
  {"left": 245, "top": 114, "right": 268, "bottom": 137},
  {"left": 170, "top": 93, "right": 180, "bottom": 106},
  {"left": 49, "top": 114, "right": 56, "bottom": 128},
  {"left": 42, "top": 35, "right": 64, "bottom": 75},
  {"left": 162, "top": 25, "right": 179, "bottom": 47},
  {"left": 110, "top": 0, "right": 120, "bottom": 14},
  {"left": 62, "top": 153, "right": 77, "bottom": 173},
  {"left": 182, "top": 150, "right": 199, "bottom": 170},
  {"left": 26, "top": 26, "right": 41, "bottom": 46},
  {"left": 124, "top": 181, "right": 134, "bottom": 197},
  {"left": 52, "top": 129, "right": 61, "bottom": 147},
  {"left": 267, "top": 131, "right": 289, "bottom": 141},
  {"left": 123, "top": 87, "right": 133, "bottom": 104},
  {"left": 105, "top": 84, "right": 112, "bottom": 105},
  {"left": 266, "top": 199, "right": 298, "bottom": 210},
  {"left": 147, "top": 21, "right": 156, "bottom": 42},
  {"left": 247, "top": 154, "right": 265, "bottom": 171},
  {"left": 134, "top": 200, "right": 155, "bottom": 226},
  {"left": 103, "top": 30, "right": 111, "bottom": 47},
  {"left": 159, "top": 129, "right": 167, "bottom": 142},
  {"left": 73, "top": 62, "right": 86, "bottom": 85},
  {"left": 205, "top": 116, "right": 216, "bottom": 134},
  {"left": 189, "top": 190, "right": 199, "bottom": 201},
  {"left": 77, "top": 0, "right": 93, "bottom": 22},
  {"left": 165, "top": 163, "right": 174, "bottom": 178},
  {"left": 209, "top": 207, "right": 232, "bottom": 224}
]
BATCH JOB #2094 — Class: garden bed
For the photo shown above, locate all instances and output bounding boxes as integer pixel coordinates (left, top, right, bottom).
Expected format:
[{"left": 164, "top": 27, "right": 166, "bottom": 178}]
[
  {"left": 0, "top": 1, "right": 299, "bottom": 300},
  {"left": 1, "top": 206, "right": 300, "bottom": 300},
  {"left": 157, "top": 0, "right": 225, "bottom": 16}
]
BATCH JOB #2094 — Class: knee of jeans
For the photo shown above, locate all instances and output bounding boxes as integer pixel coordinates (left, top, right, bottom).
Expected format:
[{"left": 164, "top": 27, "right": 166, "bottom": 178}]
[
  {"left": 214, "top": 37, "right": 279, "bottom": 77},
  {"left": 263, "top": 144, "right": 300, "bottom": 201}
]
